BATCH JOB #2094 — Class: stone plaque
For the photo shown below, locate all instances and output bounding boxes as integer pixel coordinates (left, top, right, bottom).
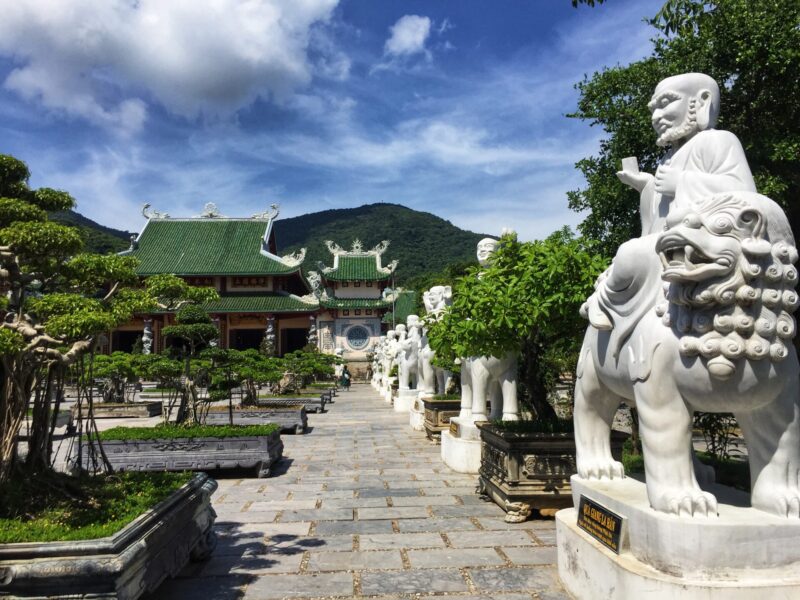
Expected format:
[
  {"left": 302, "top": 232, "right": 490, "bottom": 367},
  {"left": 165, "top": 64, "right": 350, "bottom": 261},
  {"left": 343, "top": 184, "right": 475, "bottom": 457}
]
[
  {"left": 449, "top": 421, "right": 459, "bottom": 436},
  {"left": 577, "top": 495, "right": 624, "bottom": 554}
]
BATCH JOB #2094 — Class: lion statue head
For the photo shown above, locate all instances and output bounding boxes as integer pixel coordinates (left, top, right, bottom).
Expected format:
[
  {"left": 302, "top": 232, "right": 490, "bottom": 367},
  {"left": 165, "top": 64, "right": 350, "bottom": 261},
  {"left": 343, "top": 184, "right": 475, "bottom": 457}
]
[{"left": 655, "top": 192, "right": 799, "bottom": 379}]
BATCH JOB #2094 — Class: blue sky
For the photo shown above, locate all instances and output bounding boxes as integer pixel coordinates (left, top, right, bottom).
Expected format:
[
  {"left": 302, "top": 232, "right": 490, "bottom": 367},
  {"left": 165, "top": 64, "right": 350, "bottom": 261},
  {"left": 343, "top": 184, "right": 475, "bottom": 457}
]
[{"left": 0, "top": 0, "right": 664, "bottom": 240}]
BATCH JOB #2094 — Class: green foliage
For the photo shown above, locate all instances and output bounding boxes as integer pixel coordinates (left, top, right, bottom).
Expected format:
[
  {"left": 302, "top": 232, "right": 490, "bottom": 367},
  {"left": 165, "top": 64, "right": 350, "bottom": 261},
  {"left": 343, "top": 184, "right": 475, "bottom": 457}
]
[
  {"left": 0, "top": 221, "right": 84, "bottom": 267},
  {"left": 63, "top": 254, "right": 140, "bottom": 292},
  {"left": 0, "top": 155, "right": 30, "bottom": 198},
  {"left": 145, "top": 273, "right": 219, "bottom": 309},
  {"left": 429, "top": 229, "right": 607, "bottom": 361},
  {"left": 0, "top": 328, "right": 24, "bottom": 354},
  {"left": 0, "top": 197, "right": 46, "bottom": 227},
  {"left": 30, "top": 188, "right": 75, "bottom": 212},
  {"left": 0, "top": 471, "right": 191, "bottom": 543},
  {"left": 693, "top": 412, "right": 740, "bottom": 461},
  {"left": 96, "top": 423, "right": 280, "bottom": 441},
  {"left": 569, "top": 0, "right": 800, "bottom": 253},
  {"left": 274, "top": 203, "right": 488, "bottom": 285}
]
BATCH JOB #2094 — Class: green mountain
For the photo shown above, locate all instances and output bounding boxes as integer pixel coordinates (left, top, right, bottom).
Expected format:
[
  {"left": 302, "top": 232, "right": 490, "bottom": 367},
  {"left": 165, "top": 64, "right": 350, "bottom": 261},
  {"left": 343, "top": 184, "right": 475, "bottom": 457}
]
[
  {"left": 50, "top": 210, "right": 131, "bottom": 254},
  {"left": 273, "top": 203, "right": 486, "bottom": 285}
]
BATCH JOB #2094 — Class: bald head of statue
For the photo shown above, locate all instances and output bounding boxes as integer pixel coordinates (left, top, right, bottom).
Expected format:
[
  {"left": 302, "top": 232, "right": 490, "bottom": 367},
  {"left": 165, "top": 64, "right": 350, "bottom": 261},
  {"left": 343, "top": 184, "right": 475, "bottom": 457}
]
[{"left": 648, "top": 73, "right": 720, "bottom": 148}]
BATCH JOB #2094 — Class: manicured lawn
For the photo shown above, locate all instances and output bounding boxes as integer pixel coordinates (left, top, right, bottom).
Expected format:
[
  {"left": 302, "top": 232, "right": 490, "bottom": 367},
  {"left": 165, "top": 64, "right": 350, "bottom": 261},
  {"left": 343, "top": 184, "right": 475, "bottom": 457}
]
[{"left": 0, "top": 471, "right": 192, "bottom": 543}]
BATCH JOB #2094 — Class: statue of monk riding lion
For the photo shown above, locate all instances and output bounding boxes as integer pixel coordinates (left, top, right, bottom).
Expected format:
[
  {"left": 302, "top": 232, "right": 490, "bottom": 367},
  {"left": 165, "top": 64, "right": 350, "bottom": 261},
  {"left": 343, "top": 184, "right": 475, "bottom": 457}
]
[{"left": 574, "top": 73, "right": 800, "bottom": 519}]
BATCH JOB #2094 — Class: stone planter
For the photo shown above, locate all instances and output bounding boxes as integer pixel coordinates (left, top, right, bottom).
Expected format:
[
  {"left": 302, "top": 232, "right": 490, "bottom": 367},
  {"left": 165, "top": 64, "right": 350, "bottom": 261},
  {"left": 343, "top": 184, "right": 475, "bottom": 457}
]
[
  {"left": 78, "top": 430, "right": 283, "bottom": 478},
  {"left": 0, "top": 473, "right": 217, "bottom": 600},
  {"left": 477, "top": 423, "right": 626, "bottom": 522},
  {"left": 73, "top": 401, "right": 162, "bottom": 419},
  {"left": 422, "top": 396, "right": 461, "bottom": 442},
  {"left": 256, "top": 394, "right": 327, "bottom": 413},
  {"left": 204, "top": 406, "right": 307, "bottom": 434}
]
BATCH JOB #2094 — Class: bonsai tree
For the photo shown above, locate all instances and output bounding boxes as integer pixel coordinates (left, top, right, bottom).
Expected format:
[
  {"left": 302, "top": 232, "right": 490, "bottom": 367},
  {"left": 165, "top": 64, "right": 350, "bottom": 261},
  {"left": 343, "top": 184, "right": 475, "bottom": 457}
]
[
  {"left": 161, "top": 304, "right": 220, "bottom": 423},
  {"left": 92, "top": 352, "right": 138, "bottom": 403},
  {"left": 228, "top": 349, "right": 283, "bottom": 405},
  {"left": 428, "top": 229, "right": 607, "bottom": 422},
  {"left": 280, "top": 349, "right": 338, "bottom": 393}
]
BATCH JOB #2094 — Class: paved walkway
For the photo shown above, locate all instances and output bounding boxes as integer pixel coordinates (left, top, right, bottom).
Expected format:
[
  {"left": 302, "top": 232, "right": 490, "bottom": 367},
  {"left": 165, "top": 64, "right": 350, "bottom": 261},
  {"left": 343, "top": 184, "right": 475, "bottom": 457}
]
[{"left": 150, "top": 384, "right": 568, "bottom": 600}]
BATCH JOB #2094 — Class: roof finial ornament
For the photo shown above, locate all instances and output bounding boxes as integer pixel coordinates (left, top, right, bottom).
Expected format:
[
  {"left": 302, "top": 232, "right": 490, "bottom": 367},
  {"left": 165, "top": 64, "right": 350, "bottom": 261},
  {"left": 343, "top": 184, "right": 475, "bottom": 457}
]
[
  {"left": 251, "top": 203, "right": 280, "bottom": 220},
  {"left": 351, "top": 239, "right": 363, "bottom": 253},
  {"left": 141, "top": 203, "right": 170, "bottom": 219},
  {"left": 369, "top": 241, "right": 390, "bottom": 256},
  {"left": 325, "top": 240, "right": 345, "bottom": 255},
  {"left": 198, "top": 202, "right": 225, "bottom": 218}
]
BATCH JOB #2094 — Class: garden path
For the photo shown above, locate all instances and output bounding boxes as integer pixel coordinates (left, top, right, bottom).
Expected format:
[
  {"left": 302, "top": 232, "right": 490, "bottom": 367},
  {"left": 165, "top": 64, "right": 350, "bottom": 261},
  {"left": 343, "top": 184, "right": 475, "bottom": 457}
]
[{"left": 148, "top": 383, "right": 568, "bottom": 600}]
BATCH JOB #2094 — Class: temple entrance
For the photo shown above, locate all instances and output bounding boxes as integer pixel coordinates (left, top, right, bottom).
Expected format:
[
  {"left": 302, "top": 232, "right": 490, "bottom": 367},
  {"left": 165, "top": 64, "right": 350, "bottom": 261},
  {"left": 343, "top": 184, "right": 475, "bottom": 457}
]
[
  {"left": 111, "top": 330, "right": 140, "bottom": 353},
  {"left": 280, "top": 328, "right": 308, "bottom": 356},
  {"left": 230, "top": 328, "right": 263, "bottom": 351}
]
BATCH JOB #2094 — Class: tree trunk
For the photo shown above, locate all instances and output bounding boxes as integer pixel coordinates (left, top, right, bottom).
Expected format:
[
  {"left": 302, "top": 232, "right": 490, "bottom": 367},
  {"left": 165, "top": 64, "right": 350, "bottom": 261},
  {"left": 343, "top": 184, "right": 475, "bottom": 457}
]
[{"left": 521, "top": 337, "right": 558, "bottom": 422}]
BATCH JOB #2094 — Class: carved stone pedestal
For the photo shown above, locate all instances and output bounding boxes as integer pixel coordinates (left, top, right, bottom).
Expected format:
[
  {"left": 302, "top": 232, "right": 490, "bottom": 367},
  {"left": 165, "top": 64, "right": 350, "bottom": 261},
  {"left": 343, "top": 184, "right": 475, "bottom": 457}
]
[
  {"left": 394, "top": 388, "right": 417, "bottom": 413},
  {"left": 441, "top": 417, "right": 481, "bottom": 473},
  {"left": 557, "top": 476, "right": 800, "bottom": 599},
  {"left": 409, "top": 396, "right": 427, "bottom": 431}
]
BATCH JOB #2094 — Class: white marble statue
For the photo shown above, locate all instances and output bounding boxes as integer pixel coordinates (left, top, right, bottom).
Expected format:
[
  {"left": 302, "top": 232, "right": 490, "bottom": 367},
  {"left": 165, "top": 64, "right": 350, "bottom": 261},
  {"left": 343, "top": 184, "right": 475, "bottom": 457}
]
[
  {"left": 381, "top": 330, "right": 398, "bottom": 387},
  {"left": 398, "top": 315, "right": 422, "bottom": 390},
  {"left": 463, "top": 237, "right": 520, "bottom": 422},
  {"left": 419, "top": 286, "right": 453, "bottom": 395},
  {"left": 142, "top": 318, "right": 153, "bottom": 355},
  {"left": 575, "top": 72, "right": 800, "bottom": 518}
]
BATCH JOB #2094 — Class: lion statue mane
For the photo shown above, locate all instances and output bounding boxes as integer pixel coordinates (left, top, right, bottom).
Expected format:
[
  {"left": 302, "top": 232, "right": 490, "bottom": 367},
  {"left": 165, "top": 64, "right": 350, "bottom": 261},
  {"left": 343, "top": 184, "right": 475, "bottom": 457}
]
[{"left": 574, "top": 191, "right": 800, "bottom": 519}]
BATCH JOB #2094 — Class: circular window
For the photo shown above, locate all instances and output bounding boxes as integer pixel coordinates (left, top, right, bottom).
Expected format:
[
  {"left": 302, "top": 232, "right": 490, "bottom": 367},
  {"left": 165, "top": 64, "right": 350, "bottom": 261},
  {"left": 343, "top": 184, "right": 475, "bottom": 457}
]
[{"left": 346, "top": 326, "right": 370, "bottom": 350}]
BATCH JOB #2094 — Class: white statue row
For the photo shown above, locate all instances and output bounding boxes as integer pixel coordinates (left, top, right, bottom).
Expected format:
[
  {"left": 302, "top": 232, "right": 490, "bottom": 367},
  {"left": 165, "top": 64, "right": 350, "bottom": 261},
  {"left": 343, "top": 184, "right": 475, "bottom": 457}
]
[{"left": 370, "top": 239, "right": 520, "bottom": 423}]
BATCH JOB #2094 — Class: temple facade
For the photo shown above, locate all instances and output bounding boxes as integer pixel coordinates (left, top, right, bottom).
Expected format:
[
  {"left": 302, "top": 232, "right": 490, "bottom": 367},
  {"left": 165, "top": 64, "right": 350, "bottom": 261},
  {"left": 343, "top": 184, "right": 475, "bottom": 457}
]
[{"left": 107, "top": 204, "right": 399, "bottom": 369}]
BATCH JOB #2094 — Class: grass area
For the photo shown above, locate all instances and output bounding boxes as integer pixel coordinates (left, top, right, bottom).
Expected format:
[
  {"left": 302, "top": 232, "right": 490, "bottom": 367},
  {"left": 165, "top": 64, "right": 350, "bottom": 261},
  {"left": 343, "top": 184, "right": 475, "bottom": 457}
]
[
  {"left": 95, "top": 423, "right": 280, "bottom": 441},
  {"left": 259, "top": 392, "right": 320, "bottom": 398},
  {"left": 140, "top": 387, "right": 177, "bottom": 393},
  {"left": 0, "top": 471, "right": 192, "bottom": 543},
  {"left": 432, "top": 394, "right": 460, "bottom": 401},
  {"left": 621, "top": 440, "right": 750, "bottom": 491},
  {"left": 488, "top": 418, "right": 575, "bottom": 434}
]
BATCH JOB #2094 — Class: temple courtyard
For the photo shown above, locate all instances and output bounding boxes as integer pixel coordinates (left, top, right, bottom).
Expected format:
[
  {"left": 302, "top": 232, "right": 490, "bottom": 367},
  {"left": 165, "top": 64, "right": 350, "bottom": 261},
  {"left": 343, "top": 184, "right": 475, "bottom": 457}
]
[{"left": 149, "top": 384, "right": 567, "bottom": 600}]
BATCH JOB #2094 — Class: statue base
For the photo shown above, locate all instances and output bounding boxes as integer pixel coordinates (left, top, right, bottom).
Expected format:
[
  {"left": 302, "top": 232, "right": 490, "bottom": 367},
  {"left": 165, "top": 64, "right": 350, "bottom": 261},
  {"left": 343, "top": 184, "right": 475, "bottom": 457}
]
[
  {"left": 557, "top": 476, "right": 800, "bottom": 599},
  {"left": 440, "top": 417, "right": 482, "bottom": 473},
  {"left": 409, "top": 395, "right": 428, "bottom": 431},
  {"left": 394, "top": 388, "right": 417, "bottom": 413}
]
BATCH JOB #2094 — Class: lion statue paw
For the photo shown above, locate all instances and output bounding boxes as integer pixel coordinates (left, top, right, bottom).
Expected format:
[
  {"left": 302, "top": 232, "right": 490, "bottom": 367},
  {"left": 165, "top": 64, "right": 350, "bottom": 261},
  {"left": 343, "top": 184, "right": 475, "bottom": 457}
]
[
  {"left": 577, "top": 458, "right": 625, "bottom": 481},
  {"left": 652, "top": 487, "right": 718, "bottom": 517}
]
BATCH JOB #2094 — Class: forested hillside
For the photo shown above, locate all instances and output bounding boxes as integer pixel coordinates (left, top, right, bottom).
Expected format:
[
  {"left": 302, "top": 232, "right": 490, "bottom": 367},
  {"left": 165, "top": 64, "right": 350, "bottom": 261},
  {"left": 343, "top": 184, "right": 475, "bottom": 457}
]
[
  {"left": 50, "top": 210, "right": 131, "bottom": 254},
  {"left": 273, "top": 203, "right": 485, "bottom": 285}
]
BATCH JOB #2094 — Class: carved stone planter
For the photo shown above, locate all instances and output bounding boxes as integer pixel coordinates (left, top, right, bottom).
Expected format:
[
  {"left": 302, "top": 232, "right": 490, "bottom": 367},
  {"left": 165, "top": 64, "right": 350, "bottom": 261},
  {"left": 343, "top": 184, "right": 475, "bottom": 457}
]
[
  {"left": 79, "top": 430, "right": 283, "bottom": 478},
  {"left": 0, "top": 473, "right": 217, "bottom": 600},
  {"left": 422, "top": 396, "right": 461, "bottom": 442},
  {"left": 477, "top": 423, "right": 626, "bottom": 522},
  {"left": 73, "top": 402, "right": 162, "bottom": 419},
  {"left": 256, "top": 395, "right": 327, "bottom": 413},
  {"left": 205, "top": 406, "right": 307, "bottom": 434}
]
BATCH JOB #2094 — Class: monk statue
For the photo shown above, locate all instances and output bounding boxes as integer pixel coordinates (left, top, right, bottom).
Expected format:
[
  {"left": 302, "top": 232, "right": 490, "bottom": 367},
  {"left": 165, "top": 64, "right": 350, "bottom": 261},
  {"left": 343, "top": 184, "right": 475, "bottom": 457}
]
[
  {"left": 581, "top": 73, "right": 756, "bottom": 357},
  {"left": 575, "top": 73, "right": 800, "bottom": 519}
]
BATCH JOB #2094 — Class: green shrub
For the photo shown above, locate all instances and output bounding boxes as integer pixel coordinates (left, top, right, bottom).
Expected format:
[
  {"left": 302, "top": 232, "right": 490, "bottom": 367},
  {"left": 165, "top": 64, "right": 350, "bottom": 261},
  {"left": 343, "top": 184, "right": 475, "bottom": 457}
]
[
  {"left": 94, "top": 423, "right": 280, "bottom": 441},
  {"left": 0, "top": 471, "right": 192, "bottom": 543}
]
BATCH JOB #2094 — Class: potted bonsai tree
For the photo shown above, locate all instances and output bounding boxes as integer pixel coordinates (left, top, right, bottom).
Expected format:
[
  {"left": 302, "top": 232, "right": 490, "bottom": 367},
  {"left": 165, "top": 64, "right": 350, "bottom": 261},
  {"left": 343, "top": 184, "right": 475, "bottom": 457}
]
[{"left": 429, "top": 229, "right": 625, "bottom": 521}]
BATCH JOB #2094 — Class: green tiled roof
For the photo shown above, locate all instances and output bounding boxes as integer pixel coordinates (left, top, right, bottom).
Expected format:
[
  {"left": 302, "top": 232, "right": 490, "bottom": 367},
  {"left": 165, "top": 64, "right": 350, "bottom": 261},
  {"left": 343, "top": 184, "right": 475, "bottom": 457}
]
[
  {"left": 382, "top": 290, "right": 418, "bottom": 324},
  {"left": 322, "top": 255, "right": 391, "bottom": 281},
  {"left": 320, "top": 297, "right": 391, "bottom": 310},
  {"left": 126, "top": 219, "right": 300, "bottom": 276},
  {"left": 203, "top": 293, "right": 318, "bottom": 313}
]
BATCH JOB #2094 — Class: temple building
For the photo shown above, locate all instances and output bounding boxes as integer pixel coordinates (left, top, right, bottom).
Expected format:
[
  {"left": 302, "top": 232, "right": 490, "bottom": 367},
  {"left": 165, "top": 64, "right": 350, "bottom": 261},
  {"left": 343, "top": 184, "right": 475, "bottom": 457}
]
[
  {"left": 108, "top": 203, "right": 399, "bottom": 369},
  {"left": 308, "top": 240, "right": 397, "bottom": 373}
]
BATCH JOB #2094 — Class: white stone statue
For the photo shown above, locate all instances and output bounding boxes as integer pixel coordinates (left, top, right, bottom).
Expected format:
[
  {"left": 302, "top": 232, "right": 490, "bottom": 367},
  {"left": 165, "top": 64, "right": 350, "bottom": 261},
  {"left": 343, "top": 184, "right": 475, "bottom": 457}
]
[
  {"left": 382, "top": 330, "right": 398, "bottom": 386},
  {"left": 419, "top": 286, "right": 453, "bottom": 395},
  {"left": 462, "top": 236, "right": 520, "bottom": 422},
  {"left": 142, "top": 319, "right": 153, "bottom": 355},
  {"left": 398, "top": 315, "right": 422, "bottom": 390},
  {"left": 574, "top": 72, "right": 800, "bottom": 518}
]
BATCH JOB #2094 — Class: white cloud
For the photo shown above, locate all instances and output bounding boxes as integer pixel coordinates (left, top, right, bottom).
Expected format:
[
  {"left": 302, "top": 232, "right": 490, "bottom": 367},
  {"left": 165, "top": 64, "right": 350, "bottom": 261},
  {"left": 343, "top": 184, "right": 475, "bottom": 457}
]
[
  {"left": 384, "top": 15, "right": 431, "bottom": 57},
  {"left": 0, "top": 0, "right": 340, "bottom": 133}
]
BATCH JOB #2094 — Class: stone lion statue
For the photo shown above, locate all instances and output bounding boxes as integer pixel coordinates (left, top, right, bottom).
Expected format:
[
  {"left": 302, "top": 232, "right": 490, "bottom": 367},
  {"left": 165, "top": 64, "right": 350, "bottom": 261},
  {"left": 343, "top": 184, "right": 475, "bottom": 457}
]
[{"left": 575, "top": 73, "right": 800, "bottom": 519}]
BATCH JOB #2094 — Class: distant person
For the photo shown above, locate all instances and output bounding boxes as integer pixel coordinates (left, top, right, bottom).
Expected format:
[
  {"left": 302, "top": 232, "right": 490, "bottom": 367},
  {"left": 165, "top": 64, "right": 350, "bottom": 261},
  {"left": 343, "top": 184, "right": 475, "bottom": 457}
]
[{"left": 341, "top": 365, "right": 351, "bottom": 390}]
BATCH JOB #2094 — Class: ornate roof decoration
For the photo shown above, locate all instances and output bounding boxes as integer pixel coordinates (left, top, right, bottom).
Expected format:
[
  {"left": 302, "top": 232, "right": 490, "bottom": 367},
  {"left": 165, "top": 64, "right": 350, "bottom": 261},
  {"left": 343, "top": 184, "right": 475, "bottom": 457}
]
[
  {"left": 325, "top": 240, "right": 346, "bottom": 256},
  {"left": 196, "top": 202, "right": 225, "bottom": 218},
  {"left": 381, "top": 259, "right": 399, "bottom": 274},
  {"left": 251, "top": 203, "right": 280, "bottom": 220},
  {"left": 280, "top": 248, "right": 306, "bottom": 268},
  {"left": 141, "top": 203, "right": 170, "bottom": 219},
  {"left": 324, "top": 239, "right": 391, "bottom": 256},
  {"left": 304, "top": 270, "right": 331, "bottom": 301},
  {"left": 318, "top": 239, "right": 397, "bottom": 281}
]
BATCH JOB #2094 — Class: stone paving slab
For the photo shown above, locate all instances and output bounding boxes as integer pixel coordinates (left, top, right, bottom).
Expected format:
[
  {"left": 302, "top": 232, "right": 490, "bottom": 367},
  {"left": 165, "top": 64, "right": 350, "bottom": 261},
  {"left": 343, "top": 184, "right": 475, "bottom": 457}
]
[{"left": 144, "top": 384, "right": 568, "bottom": 600}]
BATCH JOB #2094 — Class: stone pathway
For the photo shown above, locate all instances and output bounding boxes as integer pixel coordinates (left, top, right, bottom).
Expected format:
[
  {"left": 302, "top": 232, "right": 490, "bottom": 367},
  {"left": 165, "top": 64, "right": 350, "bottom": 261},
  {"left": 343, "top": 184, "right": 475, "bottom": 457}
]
[{"left": 149, "top": 384, "right": 568, "bottom": 600}]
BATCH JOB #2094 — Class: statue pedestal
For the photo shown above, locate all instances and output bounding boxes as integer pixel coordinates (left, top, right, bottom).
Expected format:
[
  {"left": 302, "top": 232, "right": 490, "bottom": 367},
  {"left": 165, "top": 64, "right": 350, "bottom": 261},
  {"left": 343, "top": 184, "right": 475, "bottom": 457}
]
[
  {"left": 409, "top": 395, "right": 428, "bottom": 431},
  {"left": 557, "top": 476, "right": 800, "bottom": 599},
  {"left": 394, "top": 389, "right": 417, "bottom": 413},
  {"left": 441, "top": 417, "right": 481, "bottom": 473}
]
